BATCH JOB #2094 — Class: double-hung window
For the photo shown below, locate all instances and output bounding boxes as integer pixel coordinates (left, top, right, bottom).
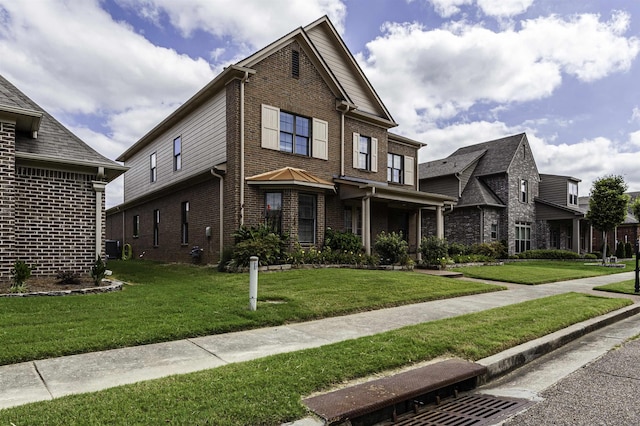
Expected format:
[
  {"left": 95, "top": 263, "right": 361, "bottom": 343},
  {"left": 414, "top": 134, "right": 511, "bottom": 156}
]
[
  {"left": 265, "top": 192, "right": 282, "bottom": 234},
  {"left": 133, "top": 215, "right": 140, "bottom": 238},
  {"left": 181, "top": 201, "right": 189, "bottom": 245},
  {"left": 387, "top": 153, "right": 404, "bottom": 184},
  {"left": 515, "top": 221, "right": 531, "bottom": 253},
  {"left": 173, "top": 136, "right": 182, "bottom": 171},
  {"left": 150, "top": 152, "right": 157, "bottom": 183},
  {"left": 568, "top": 182, "right": 578, "bottom": 205},
  {"left": 153, "top": 209, "right": 160, "bottom": 246},
  {"left": 280, "top": 112, "right": 310, "bottom": 156},
  {"left": 298, "top": 194, "right": 316, "bottom": 244},
  {"left": 358, "top": 135, "right": 371, "bottom": 170},
  {"left": 520, "top": 179, "right": 528, "bottom": 203}
]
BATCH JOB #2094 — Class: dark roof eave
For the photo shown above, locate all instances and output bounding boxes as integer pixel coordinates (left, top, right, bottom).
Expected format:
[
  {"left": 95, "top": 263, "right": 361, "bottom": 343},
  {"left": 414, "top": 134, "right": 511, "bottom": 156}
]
[{"left": 16, "top": 152, "right": 128, "bottom": 182}]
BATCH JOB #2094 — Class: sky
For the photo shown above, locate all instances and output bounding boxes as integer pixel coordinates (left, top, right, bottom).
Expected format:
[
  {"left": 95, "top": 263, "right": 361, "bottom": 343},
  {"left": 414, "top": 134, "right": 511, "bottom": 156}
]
[{"left": 1, "top": 0, "right": 640, "bottom": 208}]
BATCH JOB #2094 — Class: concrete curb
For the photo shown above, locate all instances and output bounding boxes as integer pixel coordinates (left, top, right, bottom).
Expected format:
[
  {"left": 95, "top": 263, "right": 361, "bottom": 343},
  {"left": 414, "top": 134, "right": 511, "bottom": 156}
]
[{"left": 477, "top": 303, "right": 640, "bottom": 382}]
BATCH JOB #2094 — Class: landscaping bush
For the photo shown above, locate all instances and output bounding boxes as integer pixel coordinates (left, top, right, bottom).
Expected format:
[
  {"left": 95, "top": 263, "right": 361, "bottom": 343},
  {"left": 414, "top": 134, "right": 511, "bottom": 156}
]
[
  {"left": 583, "top": 253, "right": 598, "bottom": 260},
  {"left": 374, "top": 231, "right": 408, "bottom": 265},
  {"left": 90, "top": 256, "right": 107, "bottom": 286},
  {"left": 625, "top": 242, "right": 634, "bottom": 258},
  {"left": 451, "top": 253, "right": 493, "bottom": 264},
  {"left": 470, "top": 241, "right": 507, "bottom": 259},
  {"left": 231, "top": 225, "right": 288, "bottom": 267},
  {"left": 420, "top": 236, "right": 448, "bottom": 267},
  {"left": 56, "top": 270, "right": 81, "bottom": 284},
  {"left": 11, "top": 260, "right": 32, "bottom": 290},
  {"left": 323, "top": 228, "right": 362, "bottom": 253},
  {"left": 447, "top": 242, "right": 468, "bottom": 256},
  {"left": 592, "top": 251, "right": 602, "bottom": 260},
  {"left": 517, "top": 249, "right": 582, "bottom": 259},
  {"left": 616, "top": 241, "right": 625, "bottom": 258}
]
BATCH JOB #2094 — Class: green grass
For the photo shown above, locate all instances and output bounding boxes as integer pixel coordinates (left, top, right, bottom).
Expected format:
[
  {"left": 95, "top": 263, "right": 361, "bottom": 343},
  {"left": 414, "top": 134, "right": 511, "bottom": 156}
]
[
  {"left": 594, "top": 279, "right": 640, "bottom": 295},
  {"left": 0, "top": 260, "right": 503, "bottom": 366},
  {"left": 0, "top": 293, "right": 629, "bottom": 425},
  {"left": 451, "top": 260, "right": 635, "bottom": 284}
]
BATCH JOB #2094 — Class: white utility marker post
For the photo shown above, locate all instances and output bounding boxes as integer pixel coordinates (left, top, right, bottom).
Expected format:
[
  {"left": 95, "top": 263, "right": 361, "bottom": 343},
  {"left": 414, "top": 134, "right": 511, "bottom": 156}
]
[{"left": 249, "top": 256, "right": 258, "bottom": 311}]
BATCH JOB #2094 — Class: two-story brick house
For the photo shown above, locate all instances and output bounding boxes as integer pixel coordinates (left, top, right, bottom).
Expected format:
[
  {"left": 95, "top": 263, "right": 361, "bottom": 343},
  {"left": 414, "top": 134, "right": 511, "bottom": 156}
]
[
  {"left": 106, "top": 16, "right": 455, "bottom": 264},
  {"left": 419, "top": 133, "right": 595, "bottom": 256},
  {"left": 0, "top": 75, "right": 126, "bottom": 283}
]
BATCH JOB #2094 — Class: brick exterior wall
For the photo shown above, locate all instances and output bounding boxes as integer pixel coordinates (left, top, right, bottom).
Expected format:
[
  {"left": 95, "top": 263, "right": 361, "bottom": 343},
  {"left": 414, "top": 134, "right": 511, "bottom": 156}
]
[
  {"left": 14, "top": 167, "right": 100, "bottom": 278},
  {"left": 0, "top": 121, "right": 16, "bottom": 280},
  {"left": 107, "top": 176, "right": 221, "bottom": 264}
]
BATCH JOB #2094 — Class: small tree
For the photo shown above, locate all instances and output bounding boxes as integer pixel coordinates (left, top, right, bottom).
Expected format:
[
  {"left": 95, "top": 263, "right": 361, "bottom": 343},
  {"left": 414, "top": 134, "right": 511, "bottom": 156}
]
[
  {"left": 632, "top": 196, "right": 640, "bottom": 222},
  {"left": 91, "top": 256, "right": 107, "bottom": 286},
  {"left": 586, "top": 175, "right": 629, "bottom": 263}
]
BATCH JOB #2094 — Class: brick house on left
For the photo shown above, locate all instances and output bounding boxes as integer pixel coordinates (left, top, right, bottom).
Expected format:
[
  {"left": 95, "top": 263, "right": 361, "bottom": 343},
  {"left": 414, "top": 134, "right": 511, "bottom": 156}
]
[{"left": 0, "top": 75, "right": 126, "bottom": 283}]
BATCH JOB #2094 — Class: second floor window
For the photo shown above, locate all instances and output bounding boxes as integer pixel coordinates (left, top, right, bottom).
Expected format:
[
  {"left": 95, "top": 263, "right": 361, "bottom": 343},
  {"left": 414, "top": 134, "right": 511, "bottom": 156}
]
[
  {"left": 174, "top": 136, "right": 182, "bottom": 171},
  {"left": 568, "top": 182, "right": 578, "bottom": 205},
  {"left": 358, "top": 135, "right": 372, "bottom": 170},
  {"left": 387, "top": 153, "right": 404, "bottom": 184},
  {"left": 520, "top": 179, "right": 528, "bottom": 203},
  {"left": 280, "top": 112, "right": 310, "bottom": 156},
  {"left": 150, "top": 152, "right": 157, "bottom": 183}
]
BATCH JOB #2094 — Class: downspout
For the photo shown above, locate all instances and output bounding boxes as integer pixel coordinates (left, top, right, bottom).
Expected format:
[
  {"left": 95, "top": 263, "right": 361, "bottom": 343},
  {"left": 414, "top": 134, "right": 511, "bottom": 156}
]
[
  {"left": 340, "top": 109, "right": 345, "bottom": 176},
  {"left": 210, "top": 169, "right": 225, "bottom": 262},
  {"left": 239, "top": 71, "right": 249, "bottom": 226},
  {"left": 92, "top": 166, "right": 107, "bottom": 260}
]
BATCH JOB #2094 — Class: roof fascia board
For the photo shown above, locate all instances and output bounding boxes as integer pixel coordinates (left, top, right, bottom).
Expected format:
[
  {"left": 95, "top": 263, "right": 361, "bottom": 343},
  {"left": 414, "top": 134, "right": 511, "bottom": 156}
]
[
  {"left": 0, "top": 104, "right": 42, "bottom": 134},
  {"left": 117, "top": 65, "right": 255, "bottom": 162},
  {"left": 348, "top": 109, "right": 397, "bottom": 129},
  {"left": 388, "top": 132, "right": 425, "bottom": 148},
  {"left": 305, "top": 16, "right": 396, "bottom": 125},
  {"left": 16, "top": 152, "right": 128, "bottom": 182}
]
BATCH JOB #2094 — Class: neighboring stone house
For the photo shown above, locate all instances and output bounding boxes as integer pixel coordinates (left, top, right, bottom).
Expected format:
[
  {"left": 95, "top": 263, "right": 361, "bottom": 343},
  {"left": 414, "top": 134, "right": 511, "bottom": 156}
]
[
  {"left": 106, "top": 16, "right": 455, "bottom": 264},
  {"left": 0, "top": 75, "right": 126, "bottom": 283},
  {"left": 420, "top": 133, "right": 592, "bottom": 256}
]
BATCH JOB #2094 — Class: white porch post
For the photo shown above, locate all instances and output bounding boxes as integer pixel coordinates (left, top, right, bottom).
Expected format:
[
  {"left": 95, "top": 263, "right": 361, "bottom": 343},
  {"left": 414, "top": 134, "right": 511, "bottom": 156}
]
[
  {"left": 92, "top": 181, "right": 107, "bottom": 259},
  {"left": 363, "top": 196, "right": 371, "bottom": 255},
  {"left": 436, "top": 205, "right": 444, "bottom": 239},
  {"left": 572, "top": 218, "right": 580, "bottom": 253}
]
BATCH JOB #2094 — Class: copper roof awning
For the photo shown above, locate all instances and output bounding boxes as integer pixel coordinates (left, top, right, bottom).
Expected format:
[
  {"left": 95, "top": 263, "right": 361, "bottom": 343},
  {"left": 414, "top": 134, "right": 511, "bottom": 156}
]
[{"left": 246, "top": 167, "right": 336, "bottom": 191}]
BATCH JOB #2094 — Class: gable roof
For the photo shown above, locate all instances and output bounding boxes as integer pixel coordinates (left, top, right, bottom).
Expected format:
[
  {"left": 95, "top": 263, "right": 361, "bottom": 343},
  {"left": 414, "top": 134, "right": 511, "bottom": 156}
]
[
  {"left": 0, "top": 75, "right": 126, "bottom": 181},
  {"left": 119, "top": 16, "right": 397, "bottom": 162},
  {"left": 451, "top": 133, "right": 527, "bottom": 176},
  {"left": 419, "top": 149, "right": 486, "bottom": 179},
  {"left": 457, "top": 177, "right": 505, "bottom": 208}
]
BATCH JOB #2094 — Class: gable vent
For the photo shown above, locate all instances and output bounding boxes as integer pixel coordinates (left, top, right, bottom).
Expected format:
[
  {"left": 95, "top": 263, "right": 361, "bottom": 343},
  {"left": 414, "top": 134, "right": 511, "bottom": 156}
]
[{"left": 292, "top": 49, "right": 300, "bottom": 78}]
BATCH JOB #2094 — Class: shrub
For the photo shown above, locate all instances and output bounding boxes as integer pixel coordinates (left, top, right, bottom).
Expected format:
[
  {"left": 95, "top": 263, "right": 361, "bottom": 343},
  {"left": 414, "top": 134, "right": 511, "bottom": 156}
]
[
  {"left": 56, "top": 270, "right": 81, "bottom": 284},
  {"left": 592, "top": 251, "right": 602, "bottom": 259},
  {"left": 447, "top": 242, "right": 467, "bottom": 256},
  {"left": 324, "top": 228, "right": 363, "bottom": 253},
  {"left": 231, "top": 225, "right": 288, "bottom": 267},
  {"left": 616, "top": 241, "right": 625, "bottom": 258},
  {"left": 470, "top": 241, "right": 507, "bottom": 259},
  {"left": 451, "top": 253, "right": 493, "bottom": 264},
  {"left": 218, "top": 248, "right": 234, "bottom": 272},
  {"left": 517, "top": 249, "right": 581, "bottom": 259},
  {"left": 11, "top": 260, "right": 32, "bottom": 289},
  {"left": 420, "top": 236, "right": 448, "bottom": 267},
  {"left": 625, "top": 242, "right": 634, "bottom": 258},
  {"left": 374, "top": 231, "right": 408, "bottom": 265},
  {"left": 90, "top": 256, "right": 107, "bottom": 286},
  {"left": 583, "top": 253, "right": 598, "bottom": 260}
]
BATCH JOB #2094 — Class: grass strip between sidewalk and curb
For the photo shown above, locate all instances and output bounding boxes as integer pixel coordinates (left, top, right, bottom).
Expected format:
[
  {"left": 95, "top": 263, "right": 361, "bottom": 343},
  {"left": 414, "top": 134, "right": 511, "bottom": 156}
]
[
  {"left": 0, "top": 293, "right": 630, "bottom": 426},
  {"left": 0, "top": 263, "right": 504, "bottom": 366},
  {"left": 594, "top": 279, "right": 640, "bottom": 295},
  {"left": 451, "top": 260, "right": 635, "bottom": 284}
]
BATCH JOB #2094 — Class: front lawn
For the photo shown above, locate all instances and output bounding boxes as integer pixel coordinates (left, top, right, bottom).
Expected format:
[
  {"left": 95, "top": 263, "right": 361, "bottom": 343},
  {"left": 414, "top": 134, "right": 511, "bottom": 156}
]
[
  {"left": 594, "top": 279, "right": 640, "bottom": 295},
  {"left": 0, "top": 260, "right": 503, "bottom": 365},
  {"left": 451, "top": 260, "right": 635, "bottom": 284},
  {"left": 0, "top": 293, "right": 629, "bottom": 425}
]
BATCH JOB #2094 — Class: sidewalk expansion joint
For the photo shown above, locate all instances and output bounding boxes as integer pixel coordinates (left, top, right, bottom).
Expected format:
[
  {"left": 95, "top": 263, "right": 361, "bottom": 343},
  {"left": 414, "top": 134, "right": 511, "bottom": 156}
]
[
  {"left": 186, "top": 339, "right": 228, "bottom": 364},
  {"left": 32, "top": 361, "right": 54, "bottom": 400}
]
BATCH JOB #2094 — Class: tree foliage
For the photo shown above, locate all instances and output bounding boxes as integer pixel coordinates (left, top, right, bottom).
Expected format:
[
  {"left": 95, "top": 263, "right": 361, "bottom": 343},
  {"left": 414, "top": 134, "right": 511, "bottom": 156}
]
[
  {"left": 631, "top": 196, "right": 640, "bottom": 222},
  {"left": 586, "top": 175, "right": 629, "bottom": 261}
]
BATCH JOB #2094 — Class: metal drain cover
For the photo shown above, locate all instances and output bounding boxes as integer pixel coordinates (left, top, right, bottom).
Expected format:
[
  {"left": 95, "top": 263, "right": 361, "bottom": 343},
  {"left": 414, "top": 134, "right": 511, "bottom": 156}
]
[{"left": 385, "top": 394, "right": 533, "bottom": 426}]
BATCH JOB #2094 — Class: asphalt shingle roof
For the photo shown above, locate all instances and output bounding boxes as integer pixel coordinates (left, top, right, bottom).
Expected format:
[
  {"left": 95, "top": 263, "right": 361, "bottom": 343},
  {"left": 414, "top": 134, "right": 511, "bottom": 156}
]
[
  {"left": 451, "top": 133, "right": 525, "bottom": 176},
  {"left": 0, "top": 75, "right": 123, "bottom": 175},
  {"left": 419, "top": 149, "right": 486, "bottom": 179}
]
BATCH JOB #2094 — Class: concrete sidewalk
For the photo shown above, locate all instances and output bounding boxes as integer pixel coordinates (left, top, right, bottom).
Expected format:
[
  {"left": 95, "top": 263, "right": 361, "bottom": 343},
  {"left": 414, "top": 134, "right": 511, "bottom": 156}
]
[{"left": 1, "top": 271, "right": 639, "bottom": 411}]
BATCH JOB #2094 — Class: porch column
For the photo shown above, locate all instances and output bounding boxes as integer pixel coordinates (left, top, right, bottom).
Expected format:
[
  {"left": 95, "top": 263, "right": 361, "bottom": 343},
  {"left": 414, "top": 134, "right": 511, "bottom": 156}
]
[
  {"left": 92, "top": 181, "right": 107, "bottom": 259},
  {"left": 436, "top": 205, "right": 444, "bottom": 239},
  {"left": 363, "top": 196, "right": 371, "bottom": 255},
  {"left": 416, "top": 209, "right": 422, "bottom": 261},
  {"left": 589, "top": 224, "right": 593, "bottom": 252},
  {"left": 572, "top": 218, "right": 580, "bottom": 253}
]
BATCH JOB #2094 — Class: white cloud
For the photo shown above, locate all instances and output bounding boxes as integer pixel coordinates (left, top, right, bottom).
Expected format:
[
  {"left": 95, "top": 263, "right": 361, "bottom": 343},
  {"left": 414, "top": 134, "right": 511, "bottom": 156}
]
[
  {"left": 357, "top": 12, "right": 639, "bottom": 132},
  {"left": 427, "top": 0, "right": 473, "bottom": 18},
  {"left": 477, "top": 0, "right": 533, "bottom": 18},
  {"left": 115, "top": 0, "right": 347, "bottom": 47}
]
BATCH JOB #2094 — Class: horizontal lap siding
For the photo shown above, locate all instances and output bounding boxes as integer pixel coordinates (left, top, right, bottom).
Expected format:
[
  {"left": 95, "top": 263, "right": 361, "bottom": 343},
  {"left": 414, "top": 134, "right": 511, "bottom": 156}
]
[{"left": 124, "top": 91, "right": 227, "bottom": 202}]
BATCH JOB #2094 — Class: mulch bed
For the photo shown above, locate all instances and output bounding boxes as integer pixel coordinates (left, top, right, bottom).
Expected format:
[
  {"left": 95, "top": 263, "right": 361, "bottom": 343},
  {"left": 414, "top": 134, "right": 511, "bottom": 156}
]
[{"left": 0, "top": 276, "right": 109, "bottom": 296}]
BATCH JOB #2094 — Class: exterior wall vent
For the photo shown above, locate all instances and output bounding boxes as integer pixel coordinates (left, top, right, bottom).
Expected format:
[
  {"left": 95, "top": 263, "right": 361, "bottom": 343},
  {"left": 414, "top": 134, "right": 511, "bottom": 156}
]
[{"left": 292, "top": 49, "right": 300, "bottom": 78}]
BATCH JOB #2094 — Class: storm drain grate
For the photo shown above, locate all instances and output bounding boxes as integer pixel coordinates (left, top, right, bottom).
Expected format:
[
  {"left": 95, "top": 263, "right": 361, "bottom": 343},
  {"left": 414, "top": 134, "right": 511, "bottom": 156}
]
[{"left": 385, "top": 394, "right": 533, "bottom": 426}]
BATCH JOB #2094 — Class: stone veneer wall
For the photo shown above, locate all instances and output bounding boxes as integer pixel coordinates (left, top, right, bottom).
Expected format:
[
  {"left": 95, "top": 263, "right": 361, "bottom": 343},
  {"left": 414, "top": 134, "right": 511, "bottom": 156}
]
[
  {"left": 14, "top": 167, "right": 99, "bottom": 278},
  {"left": 0, "top": 121, "right": 16, "bottom": 281}
]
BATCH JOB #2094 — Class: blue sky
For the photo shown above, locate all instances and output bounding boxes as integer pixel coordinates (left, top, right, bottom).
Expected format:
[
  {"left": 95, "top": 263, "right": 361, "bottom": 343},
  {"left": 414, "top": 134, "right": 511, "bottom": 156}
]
[{"left": 1, "top": 0, "right": 639, "bottom": 207}]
